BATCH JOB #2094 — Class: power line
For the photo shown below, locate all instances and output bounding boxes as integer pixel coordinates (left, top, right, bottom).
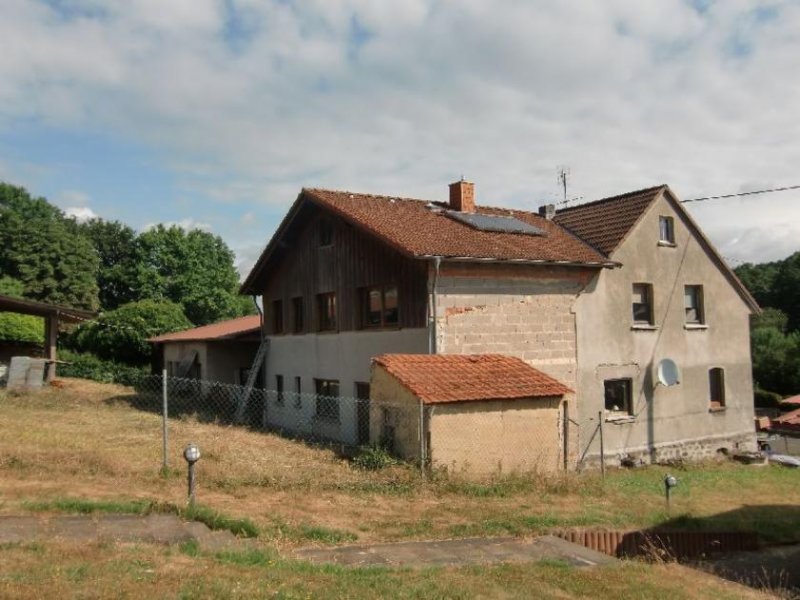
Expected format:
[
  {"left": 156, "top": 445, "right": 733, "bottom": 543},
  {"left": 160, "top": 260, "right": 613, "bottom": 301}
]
[{"left": 681, "top": 184, "right": 800, "bottom": 203}]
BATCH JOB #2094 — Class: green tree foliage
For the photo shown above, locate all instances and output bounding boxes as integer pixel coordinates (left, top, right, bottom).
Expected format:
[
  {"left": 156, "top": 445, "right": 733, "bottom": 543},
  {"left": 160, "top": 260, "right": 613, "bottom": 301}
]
[
  {"left": 772, "top": 252, "right": 800, "bottom": 332},
  {"left": 735, "top": 260, "right": 780, "bottom": 307},
  {"left": 0, "top": 183, "right": 99, "bottom": 310},
  {"left": 0, "top": 276, "right": 44, "bottom": 343},
  {"left": 67, "top": 300, "right": 191, "bottom": 364},
  {"left": 77, "top": 219, "right": 140, "bottom": 310},
  {"left": 135, "top": 225, "right": 246, "bottom": 325}
]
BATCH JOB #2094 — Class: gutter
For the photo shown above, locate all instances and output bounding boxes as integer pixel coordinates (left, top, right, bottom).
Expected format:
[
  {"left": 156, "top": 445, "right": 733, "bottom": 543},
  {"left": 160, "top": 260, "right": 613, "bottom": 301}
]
[{"left": 416, "top": 255, "right": 620, "bottom": 269}]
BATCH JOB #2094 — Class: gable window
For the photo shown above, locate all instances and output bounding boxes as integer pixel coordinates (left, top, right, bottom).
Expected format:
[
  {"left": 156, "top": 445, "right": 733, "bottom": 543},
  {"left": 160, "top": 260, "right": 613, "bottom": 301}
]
[
  {"left": 319, "top": 219, "right": 333, "bottom": 247},
  {"left": 316, "top": 292, "right": 337, "bottom": 331},
  {"left": 604, "top": 378, "right": 633, "bottom": 415},
  {"left": 275, "top": 374, "right": 284, "bottom": 405},
  {"left": 291, "top": 296, "right": 304, "bottom": 333},
  {"left": 684, "top": 285, "right": 704, "bottom": 325},
  {"left": 272, "top": 299, "right": 284, "bottom": 334},
  {"left": 709, "top": 368, "right": 725, "bottom": 409},
  {"left": 659, "top": 216, "right": 675, "bottom": 244},
  {"left": 632, "top": 283, "right": 654, "bottom": 325},
  {"left": 361, "top": 285, "right": 399, "bottom": 328},
  {"left": 315, "top": 378, "right": 340, "bottom": 421}
]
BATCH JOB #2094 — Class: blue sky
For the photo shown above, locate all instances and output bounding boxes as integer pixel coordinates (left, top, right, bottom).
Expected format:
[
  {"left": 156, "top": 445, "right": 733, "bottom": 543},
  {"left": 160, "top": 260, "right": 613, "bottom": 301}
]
[{"left": 1, "top": 0, "right": 799, "bottom": 275}]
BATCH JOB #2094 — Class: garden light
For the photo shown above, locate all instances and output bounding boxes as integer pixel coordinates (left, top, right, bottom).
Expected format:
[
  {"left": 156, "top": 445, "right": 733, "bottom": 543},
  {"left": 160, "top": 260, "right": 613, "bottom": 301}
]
[{"left": 183, "top": 443, "right": 201, "bottom": 504}]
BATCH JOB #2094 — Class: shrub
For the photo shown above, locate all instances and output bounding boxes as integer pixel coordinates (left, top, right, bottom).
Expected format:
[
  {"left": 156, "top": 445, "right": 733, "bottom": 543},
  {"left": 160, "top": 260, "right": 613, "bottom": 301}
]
[
  {"left": 66, "top": 299, "right": 191, "bottom": 364},
  {"left": 57, "top": 349, "right": 148, "bottom": 386},
  {"left": 754, "top": 387, "right": 783, "bottom": 409},
  {"left": 0, "top": 312, "right": 44, "bottom": 343},
  {"left": 352, "top": 444, "right": 399, "bottom": 471}
]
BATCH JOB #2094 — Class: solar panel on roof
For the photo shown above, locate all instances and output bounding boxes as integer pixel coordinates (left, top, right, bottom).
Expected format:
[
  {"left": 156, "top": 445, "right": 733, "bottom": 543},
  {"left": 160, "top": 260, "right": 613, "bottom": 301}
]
[{"left": 445, "top": 211, "right": 546, "bottom": 236}]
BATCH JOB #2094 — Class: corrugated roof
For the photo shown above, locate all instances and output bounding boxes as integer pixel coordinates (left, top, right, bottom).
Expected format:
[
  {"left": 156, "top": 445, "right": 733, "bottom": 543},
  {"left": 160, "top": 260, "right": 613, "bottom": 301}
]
[
  {"left": 373, "top": 353, "right": 571, "bottom": 405},
  {"left": 148, "top": 315, "right": 262, "bottom": 343},
  {"left": 553, "top": 186, "right": 666, "bottom": 256}
]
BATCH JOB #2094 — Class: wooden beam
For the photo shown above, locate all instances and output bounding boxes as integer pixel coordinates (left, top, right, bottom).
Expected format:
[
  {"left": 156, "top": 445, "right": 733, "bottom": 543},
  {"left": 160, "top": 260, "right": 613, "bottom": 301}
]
[{"left": 45, "top": 313, "right": 58, "bottom": 381}]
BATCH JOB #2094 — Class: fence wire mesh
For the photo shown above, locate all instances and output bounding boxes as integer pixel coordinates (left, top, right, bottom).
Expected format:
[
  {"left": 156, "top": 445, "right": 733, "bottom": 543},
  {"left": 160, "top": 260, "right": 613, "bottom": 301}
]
[{"left": 129, "top": 374, "right": 572, "bottom": 476}]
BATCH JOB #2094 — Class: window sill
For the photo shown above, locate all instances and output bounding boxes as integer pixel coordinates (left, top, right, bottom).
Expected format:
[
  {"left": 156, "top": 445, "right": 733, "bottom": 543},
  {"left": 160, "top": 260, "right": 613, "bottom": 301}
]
[
  {"left": 684, "top": 324, "right": 708, "bottom": 330},
  {"left": 657, "top": 240, "right": 677, "bottom": 248},
  {"left": 606, "top": 414, "right": 635, "bottom": 424},
  {"left": 709, "top": 406, "right": 727, "bottom": 414},
  {"left": 631, "top": 324, "right": 658, "bottom": 331},
  {"left": 360, "top": 325, "right": 401, "bottom": 332}
]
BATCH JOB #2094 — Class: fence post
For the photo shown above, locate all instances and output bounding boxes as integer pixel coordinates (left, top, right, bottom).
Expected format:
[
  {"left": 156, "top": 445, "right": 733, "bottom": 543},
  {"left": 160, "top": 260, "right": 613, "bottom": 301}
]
[
  {"left": 563, "top": 401, "right": 569, "bottom": 471},
  {"left": 418, "top": 400, "right": 425, "bottom": 477},
  {"left": 598, "top": 410, "right": 605, "bottom": 479},
  {"left": 162, "top": 369, "right": 168, "bottom": 472}
]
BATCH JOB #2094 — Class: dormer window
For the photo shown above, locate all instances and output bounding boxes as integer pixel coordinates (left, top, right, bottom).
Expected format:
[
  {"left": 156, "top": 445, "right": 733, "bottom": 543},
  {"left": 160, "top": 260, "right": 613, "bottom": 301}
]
[{"left": 659, "top": 216, "right": 675, "bottom": 245}]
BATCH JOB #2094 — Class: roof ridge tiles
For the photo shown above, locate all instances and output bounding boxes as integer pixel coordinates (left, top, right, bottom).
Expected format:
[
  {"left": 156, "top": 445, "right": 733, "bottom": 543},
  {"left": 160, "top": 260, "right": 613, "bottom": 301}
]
[{"left": 555, "top": 184, "right": 667, "bottom": 215}]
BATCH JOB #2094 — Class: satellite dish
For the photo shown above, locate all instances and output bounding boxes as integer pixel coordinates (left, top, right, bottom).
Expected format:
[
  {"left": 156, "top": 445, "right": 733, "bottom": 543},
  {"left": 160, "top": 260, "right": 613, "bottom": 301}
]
[{"left": 657, "top": 359, "right": 681, "bottom": 386}]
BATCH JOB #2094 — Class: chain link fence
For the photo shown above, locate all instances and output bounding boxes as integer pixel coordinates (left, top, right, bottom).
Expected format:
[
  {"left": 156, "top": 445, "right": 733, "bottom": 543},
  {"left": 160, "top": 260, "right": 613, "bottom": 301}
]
[{"left": 128, "top": 374, "right": 572, "bottom": 476}]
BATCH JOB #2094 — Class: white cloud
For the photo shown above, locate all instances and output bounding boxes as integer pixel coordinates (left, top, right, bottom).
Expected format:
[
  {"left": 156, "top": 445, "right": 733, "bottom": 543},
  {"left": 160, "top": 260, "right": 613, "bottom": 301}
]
[
  {"left": 143, "top": 219, "right": 211, "bottom": 232},
  {"left": 64, "top": 205, "right": 98, "bottom": 222},
  {"left": 60, "top": 190, "right": 91, "bottom": 206},
  {"left": 1, "top": 1, "right": 800, "bottom": 262}
]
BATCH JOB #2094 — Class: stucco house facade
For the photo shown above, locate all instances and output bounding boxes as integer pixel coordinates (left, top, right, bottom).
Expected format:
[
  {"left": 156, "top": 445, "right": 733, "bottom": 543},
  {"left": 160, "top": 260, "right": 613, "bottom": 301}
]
[{"left": 240, "top": 181, "right": 758, "bottom": 466}]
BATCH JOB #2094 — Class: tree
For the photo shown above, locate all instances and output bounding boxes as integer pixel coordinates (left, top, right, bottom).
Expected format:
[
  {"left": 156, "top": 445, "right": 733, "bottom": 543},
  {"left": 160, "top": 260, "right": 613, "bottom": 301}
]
[
  {"left": 67, "top": 300, "right": 192, "bottom": 365},
  {"left": 735, "top": 261, "right": 780, "bottom": 308},
  {"left": 0, "top": 183, "right": 99, "bottom": 310},
  {"left": 135, "top": 225, "right": 247, "bottom": 325},
  {"left": 771, "top": 251, "right": 800, "bottom": 332},
  {"left": 77, "top": 218, "right": 140, "bottom": 310}
]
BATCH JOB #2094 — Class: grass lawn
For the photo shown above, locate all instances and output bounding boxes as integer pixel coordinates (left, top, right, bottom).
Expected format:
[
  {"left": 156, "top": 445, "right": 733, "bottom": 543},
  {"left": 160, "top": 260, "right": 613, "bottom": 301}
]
[{"left": 0, "top": 378, "right": 795, "bottom": 598}]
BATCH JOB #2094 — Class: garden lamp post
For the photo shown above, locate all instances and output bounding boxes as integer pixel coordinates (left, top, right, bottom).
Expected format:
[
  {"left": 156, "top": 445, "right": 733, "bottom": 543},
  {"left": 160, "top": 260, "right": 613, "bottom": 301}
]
[
  {"left": 664, "top": 474, "right": 678, "bottom": 512},
  {"left": 183, "top": 443, "right": 201, "bottom": 505}
]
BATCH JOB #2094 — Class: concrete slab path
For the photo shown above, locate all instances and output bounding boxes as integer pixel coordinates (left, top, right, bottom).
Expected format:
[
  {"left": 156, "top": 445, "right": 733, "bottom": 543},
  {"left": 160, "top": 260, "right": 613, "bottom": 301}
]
[{"left": 295, "top": 535, "right": 617, "bottom": 569}]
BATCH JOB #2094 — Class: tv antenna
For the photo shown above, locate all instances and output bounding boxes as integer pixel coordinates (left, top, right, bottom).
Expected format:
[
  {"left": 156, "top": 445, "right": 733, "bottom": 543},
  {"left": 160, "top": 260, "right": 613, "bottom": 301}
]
[{"left": 555, "top": 166, "right": 583, "bottom": 207}]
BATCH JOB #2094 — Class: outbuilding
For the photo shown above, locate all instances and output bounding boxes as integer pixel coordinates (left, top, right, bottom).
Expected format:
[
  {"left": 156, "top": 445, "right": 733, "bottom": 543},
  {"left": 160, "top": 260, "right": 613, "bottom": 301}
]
[{"left": 370, "top": 353, "right": 572, "bottom": 474}]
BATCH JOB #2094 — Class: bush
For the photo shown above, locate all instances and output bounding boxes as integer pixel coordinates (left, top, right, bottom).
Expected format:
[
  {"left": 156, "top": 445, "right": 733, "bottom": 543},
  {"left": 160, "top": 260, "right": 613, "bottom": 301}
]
[
  {"left": 754, "top": 388, "right": 784, "bottom": 409},
  {"left": 57, "top": 349, "right": 148, "bottom": 386},
  {"left": 66, "top": 299, "right": 191, "bottom": 364},
  {"left": 0, "top": 312, "right": 44, "bottom": 343},
  {"left": 352, "top": 444, "right": 399, "bottom": 471}
]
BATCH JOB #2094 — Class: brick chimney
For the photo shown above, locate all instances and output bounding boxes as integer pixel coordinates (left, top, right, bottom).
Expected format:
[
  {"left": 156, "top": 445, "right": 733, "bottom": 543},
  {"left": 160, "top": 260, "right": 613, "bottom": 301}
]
[
  {"left": 538, "top": 204, "right": 556, "bottom": 220},
  {"left": 449, "top": 179, "right": 475, "bottom": 213}
]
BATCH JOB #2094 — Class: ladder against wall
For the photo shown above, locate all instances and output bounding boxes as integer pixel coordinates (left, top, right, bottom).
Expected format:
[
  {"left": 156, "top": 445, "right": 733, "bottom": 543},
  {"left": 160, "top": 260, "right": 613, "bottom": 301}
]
[{"left": 234, "top": 338, "right": 269, "bottom": 424}]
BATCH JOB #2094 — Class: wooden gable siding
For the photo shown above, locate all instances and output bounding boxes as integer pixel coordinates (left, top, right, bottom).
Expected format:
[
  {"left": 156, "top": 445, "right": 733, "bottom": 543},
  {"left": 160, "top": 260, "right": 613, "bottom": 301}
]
[{"left": 262, "top": 208, "right": 428, "bottom": 334}]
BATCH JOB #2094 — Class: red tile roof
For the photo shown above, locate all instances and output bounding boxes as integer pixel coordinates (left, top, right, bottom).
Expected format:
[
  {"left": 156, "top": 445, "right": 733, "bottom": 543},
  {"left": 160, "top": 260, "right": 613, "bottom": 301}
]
[
  {"left": 779, "top": 394, "right": 800, "bottom": 408},
  {"left": 305, "top": 189, "right": 611, "bottom": 264},
  {"left": 771, "top": 408, "right": 800, "bottom": 434},
  {"left": 148, "top": 315, "right": 261, "bottom": 343},
  {"left": 553, "top": 186, "right": 666, "bottom": 256},
  {"left": 373, "top": 353, "right": 571, "bottom": 405}
]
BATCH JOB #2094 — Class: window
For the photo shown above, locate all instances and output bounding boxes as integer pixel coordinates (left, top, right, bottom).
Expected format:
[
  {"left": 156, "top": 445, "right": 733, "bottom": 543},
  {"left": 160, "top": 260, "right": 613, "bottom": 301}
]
[
  {"left": 632, "top": 283, "right": 654, "bottom": 325},
  {"left": 275, "top": 374, "right": 284, "bottom": 405},
  {"left": 684, "top": 285, "right": 704, "bottom": 325},
  {"left": 361, "top": 285, "right": 399, "bottom": 328},
  {"left": 272, "top": 299, "right": 284, "bottom": 334},
  {"left": 319, "top": 219, "right": 333, "bottom": 247},
  {"left": 291, "top": 296, "right": 304, "bottom": 333},
  {"left": 709, "top": 368, "right": 725, "bottom": 409},
  {"left": 659, "top": 216, "right": 675, "bottom": 244},
  {"left": 604, "top": 379, "right": 633, "bottom": 415},
  {"left": 316, "top": 292, "right": 337, "bottom": 331},
  {"left": 315, "top": 378, "right": 340, "bottom": 421},
  {"left": 294, "top": 376, "right": 302, "bottom": 408}
]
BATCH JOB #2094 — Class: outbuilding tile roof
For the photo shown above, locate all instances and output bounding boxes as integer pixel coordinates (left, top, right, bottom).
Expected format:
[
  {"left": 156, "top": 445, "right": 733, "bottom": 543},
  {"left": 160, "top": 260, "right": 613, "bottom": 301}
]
[
  {"left": 149, "top": 315, "right": 261, "bottom": 343},
  {"left": 373, "top": 353, "right": 571, "bottom": 405},
  {"left": 303, "top": 188, "right": 611, "bottom": 265},
  {"left": 553, "top": 186, "right": 666, "bottom": 256},
  {"left": 771, "top": 408, "right": 800, "bottom": 433}
]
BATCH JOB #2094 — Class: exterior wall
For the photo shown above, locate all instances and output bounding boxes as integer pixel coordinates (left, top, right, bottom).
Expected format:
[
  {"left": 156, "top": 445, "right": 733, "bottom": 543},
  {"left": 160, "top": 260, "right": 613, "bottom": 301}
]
[
  {"left": 433, "top": 263, "right": 595, "bottom": 391},
  {"left": 369, "top": 365, "right": 422, "bottom": 460},
  {"left": 573, "top": 192, "right": 757, "bottom": 466},
  {"left": 205, "top": 342, "right": 259, "bottom": 385},
  {"left": 162, "top": 342, "right": 210, "bottom": 380},
  {"left": 429, "top": 396, "right": 564, "bottom": 474},
  {"left": 264, "top": 328, "right": 428, "bottom": 444}
]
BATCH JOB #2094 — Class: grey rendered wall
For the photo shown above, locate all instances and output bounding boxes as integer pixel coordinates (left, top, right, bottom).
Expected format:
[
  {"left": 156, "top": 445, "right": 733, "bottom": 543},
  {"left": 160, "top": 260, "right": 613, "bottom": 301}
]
[
  {"left": 204, "top": 342, "right": 259, "bottom": 384},
  {"left": 573, "top": 192, "right": 757, "bottom": 465},
  {"left": 263, "top": 328, "right": 428, "bottom": 444},
  {"left": 163, "top": 342, "right": 209, "bottom": 379}
]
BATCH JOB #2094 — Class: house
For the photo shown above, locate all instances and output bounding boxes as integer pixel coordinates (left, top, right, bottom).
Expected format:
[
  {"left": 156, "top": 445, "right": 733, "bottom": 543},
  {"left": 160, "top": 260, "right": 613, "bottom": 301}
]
[
  {"left": 149, "top": 315, "right": 262, "bottom": 385},
  {"left": 767, "top": 408, "right": 800, "bottom": 455},
  {"left": 240, "top": 180, "right": 758, "bottom": 465},
  {"left": 371, "top": 353, "right": 570, "bottom": 473}
]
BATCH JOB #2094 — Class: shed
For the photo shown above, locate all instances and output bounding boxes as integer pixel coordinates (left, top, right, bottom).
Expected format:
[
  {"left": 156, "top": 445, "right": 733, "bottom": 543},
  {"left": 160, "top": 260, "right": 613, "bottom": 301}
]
[
  {"left": 0, "top": 294, "right": 96, "bottom": 380},
  {"left": 148, "top": 315, "right": 262, "bottom": 385},
  {"left": 370, "top": 354, "right": 571, "bottom": 474}
]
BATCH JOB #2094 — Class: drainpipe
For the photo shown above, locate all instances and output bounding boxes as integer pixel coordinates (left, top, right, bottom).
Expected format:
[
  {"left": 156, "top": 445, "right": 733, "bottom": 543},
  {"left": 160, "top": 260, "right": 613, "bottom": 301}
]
[
  {"left": 428, "top": 257, "right": 442, "bottom": 355},
  {"left": 252, "top": 295, "right": 264, "bottom": 340}
]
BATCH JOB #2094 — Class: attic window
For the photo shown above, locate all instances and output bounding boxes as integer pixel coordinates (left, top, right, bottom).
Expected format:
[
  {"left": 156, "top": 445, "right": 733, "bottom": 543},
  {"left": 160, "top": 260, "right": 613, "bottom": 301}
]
[
  {"left": 319, "top": 219, "right": 333, "bottom": 247},
  {"left": 445, "top": 211, "right": 545, "bottom": 236},
  {"left": 659, "top": 216, "right": 675, "bottom": 245}
]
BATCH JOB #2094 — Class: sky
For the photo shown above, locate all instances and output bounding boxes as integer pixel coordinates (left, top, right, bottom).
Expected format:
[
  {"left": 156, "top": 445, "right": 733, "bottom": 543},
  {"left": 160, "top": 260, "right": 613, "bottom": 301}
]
[{"left": 1, "top": 0, "right": 799, "bottom": 277}]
